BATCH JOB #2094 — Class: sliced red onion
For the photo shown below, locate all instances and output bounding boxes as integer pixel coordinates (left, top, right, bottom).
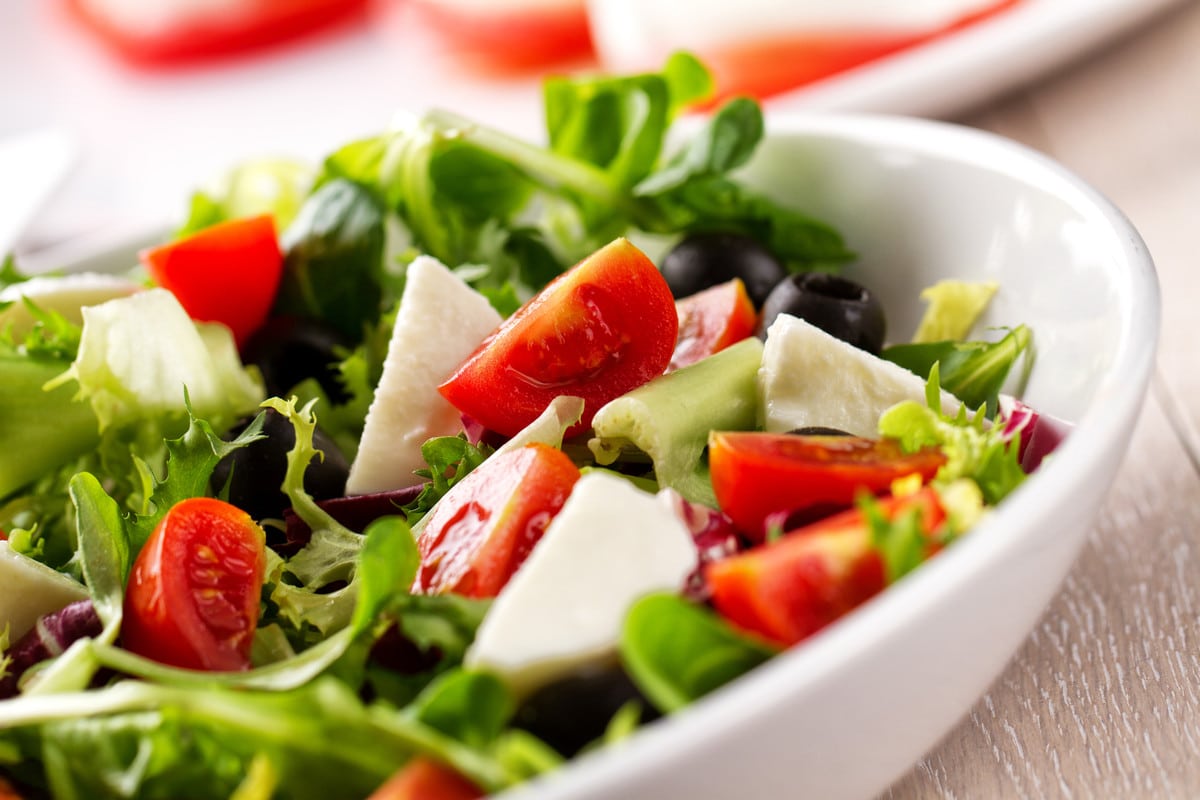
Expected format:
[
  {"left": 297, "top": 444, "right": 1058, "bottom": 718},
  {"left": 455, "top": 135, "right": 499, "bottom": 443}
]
[
  {"left": 998, "top": 395, "right": 1074, "bottom": 473},
  {"left": 660, "top": 489, "right": 745, "bottom": 602},
  {"left": 1, "top": 600, "right": 102, "bottom": 699},
  {"left": 280, "top": 484, "right": 424, "bottom": 554}
]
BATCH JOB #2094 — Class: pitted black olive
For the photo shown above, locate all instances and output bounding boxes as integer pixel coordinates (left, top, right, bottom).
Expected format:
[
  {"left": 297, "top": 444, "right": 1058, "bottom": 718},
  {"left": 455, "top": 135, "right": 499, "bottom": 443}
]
[
  {"left": 787, "top": 426, "right": 853, "bottom": 437},
  {"left": 659, "top": 232, "right": 786, "bottom": 309},
  {"left": 210, "top": 408, "right": 349, "bottom": 522},
  {"left": 241, "top": 315, "right": 352, "bottom": 403},
  {"left": 513, "top": 664, "right": 660, "bottom": 757},
  {"left": 757, "top": 272, "right": 886, "bottom": 354}
]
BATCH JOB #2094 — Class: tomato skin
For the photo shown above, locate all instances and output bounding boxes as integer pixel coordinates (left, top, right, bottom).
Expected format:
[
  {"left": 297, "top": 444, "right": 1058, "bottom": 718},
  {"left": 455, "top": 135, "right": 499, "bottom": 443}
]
[
  {"left": 709, "top": 432, "right": 946, "bottom": 543},
  {"left": 140, "top": 215, "right": 283, "bottom": 348},
  {"left": 407, "top": 0, "right": 593, "bottom": 70},
  {"left": 706, "top": 489, "right": 944, "bottom": 647},
  {"left": 368, "top": 757, "right": 482, "bottom": 800},
  {"left": 438, "top": 238, "right": 678, "bottom": 438},
  {"left": 62, "top": 0, "right": 370, "bottom": 65},
  {"left": 414, "top": 443, "right": 581, "bottom": 598},
  {"left": 668, "top": 278, "right": 757, "bottom": 371},
  {"left": 122, "top": 497, "right": 266, "bottom": 672}
]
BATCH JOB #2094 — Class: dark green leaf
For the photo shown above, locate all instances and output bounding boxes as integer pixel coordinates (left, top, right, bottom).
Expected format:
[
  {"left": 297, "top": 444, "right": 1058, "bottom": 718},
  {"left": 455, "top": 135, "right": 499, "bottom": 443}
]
[
  {"left": 409, "top": 669, "right": 513, "bottom": 749},
  {"left": 544, "top": 71, "right": 673, "bottom": 191},
  {"left": 638, "top": 175, "right": 855, "bottom": 270},
  {"left": 429, "top": 142, "right": 534, "bottom": 226},
  {"left": 620, "top": 593, "right": 776, "bottom": 713},
  {"left": 883, "top": 325, "right": 1033, "bottom": 416},
  {"left": 276, "top": 179, "right": 386, "bottom": 343},
  {"left": 633, "top": 97, "right": 764, "bottom": 196}
]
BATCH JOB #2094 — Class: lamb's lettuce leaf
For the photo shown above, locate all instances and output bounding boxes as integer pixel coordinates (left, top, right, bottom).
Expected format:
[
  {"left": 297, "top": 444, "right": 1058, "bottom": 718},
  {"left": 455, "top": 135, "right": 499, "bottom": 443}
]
[{"left": 621, "top": 593, "right": 776, "bottom": 713}]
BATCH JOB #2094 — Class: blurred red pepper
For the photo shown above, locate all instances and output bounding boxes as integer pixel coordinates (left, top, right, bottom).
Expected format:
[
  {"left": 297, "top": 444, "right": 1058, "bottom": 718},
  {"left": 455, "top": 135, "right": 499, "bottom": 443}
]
[{"left": 62, "top": 0, "right": 370, "bottom": 65}]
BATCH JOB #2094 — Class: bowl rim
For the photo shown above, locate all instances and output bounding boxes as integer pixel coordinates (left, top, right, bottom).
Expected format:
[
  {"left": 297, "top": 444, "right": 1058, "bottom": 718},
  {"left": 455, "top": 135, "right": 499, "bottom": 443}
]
[{"left": 500, "top": 111, "right": 1161, "bottom": 797}]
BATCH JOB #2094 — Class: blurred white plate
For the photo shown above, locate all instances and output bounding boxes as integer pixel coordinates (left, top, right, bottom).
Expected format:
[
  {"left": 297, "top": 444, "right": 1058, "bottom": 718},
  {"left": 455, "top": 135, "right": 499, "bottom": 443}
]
[{"left": 766, "top": 0, "right": 1190, "bottom": 117}]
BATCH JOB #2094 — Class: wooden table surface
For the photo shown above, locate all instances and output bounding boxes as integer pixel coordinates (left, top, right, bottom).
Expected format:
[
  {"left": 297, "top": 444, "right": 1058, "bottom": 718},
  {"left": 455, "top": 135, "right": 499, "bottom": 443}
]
[{"left": 886, "top": 2, "right": 1200, "bottom": 797}]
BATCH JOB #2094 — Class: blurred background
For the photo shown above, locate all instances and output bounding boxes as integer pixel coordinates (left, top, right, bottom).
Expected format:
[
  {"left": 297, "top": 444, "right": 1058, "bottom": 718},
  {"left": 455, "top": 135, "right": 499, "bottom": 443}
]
[{"left": 0, "top": 0, "right": 1186, "bottom": 266}]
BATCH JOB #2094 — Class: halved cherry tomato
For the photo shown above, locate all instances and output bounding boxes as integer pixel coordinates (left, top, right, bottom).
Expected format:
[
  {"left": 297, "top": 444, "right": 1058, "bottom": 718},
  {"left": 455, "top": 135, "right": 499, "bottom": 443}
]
[
  {"left": 709, "top": 432, "right": 946, "bottom": 543},
  {"left": 368, "top": 757, "right": 482, "bottom": 800},
  {"left": 439, "top": 238, "right": 678, "bottom": 438},
  {"left": 140, "top": 214, "right": 283, "bottom": 347},
  {"left": 706, "top": 489, "right": 944, "bottom": 647},
  {"left": 63, "top": 0, "right": 370, "bottom": 65},
  {"left": 122, "top": 497, "right": 266, "bottom": 672},
  {"left": 414, "top": 443, "right": 581, "bottom": 598},
  {"left": 669, "top": 278, "right": 757, "bottom": 371},
  {"left": 406, "top": 0, "right": 593, "bottom": 70}
]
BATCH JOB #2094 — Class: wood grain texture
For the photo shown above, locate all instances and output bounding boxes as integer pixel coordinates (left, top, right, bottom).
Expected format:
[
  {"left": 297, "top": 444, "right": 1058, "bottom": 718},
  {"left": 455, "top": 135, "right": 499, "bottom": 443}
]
[{"left": 885, "top": 2, "right": 1200, "bottom": 797}]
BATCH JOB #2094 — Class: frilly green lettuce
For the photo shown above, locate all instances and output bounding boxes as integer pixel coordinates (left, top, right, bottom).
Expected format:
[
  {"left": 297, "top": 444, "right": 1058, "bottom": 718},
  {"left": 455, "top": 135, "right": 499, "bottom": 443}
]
[{"left": 49, "top": 288, "right": 263, "bottom": 432}]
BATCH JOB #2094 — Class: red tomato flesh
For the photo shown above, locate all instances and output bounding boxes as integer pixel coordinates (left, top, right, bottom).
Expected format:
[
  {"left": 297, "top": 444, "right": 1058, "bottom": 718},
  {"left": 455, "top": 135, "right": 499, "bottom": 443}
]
[
  {"left": 368, "top": 757, "right": 483, "bottom": 800},
  {"left": 122, "top": 497, "right": 266, "bottom": 672},
  {"left": 407, "top": 0, "right": 593, "bottom": 70},
  {"left": 709, "top": 432, "right": 946, "bottom": 543},
  {"left": 140, "top": 214, "right": 283, "bottom": 348},
  {"left": 63, "top": 0, "right": 370, "bottom": 65},
  {"left": 438, "top": 238, "right": 678, "bottom": 438},
  {"left": 669, "top": 278, "right": 757, "bottom": 371},
  {"left": 706, "top": 489, "right": 944, "bottom": 647},
  {"left": 414, "top": 443, "right": 581, "bottom": 598}
]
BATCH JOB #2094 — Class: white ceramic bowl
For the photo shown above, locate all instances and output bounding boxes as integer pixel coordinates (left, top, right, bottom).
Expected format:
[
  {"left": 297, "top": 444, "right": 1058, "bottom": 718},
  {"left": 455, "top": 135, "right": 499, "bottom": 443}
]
[
  {"left": 54, "top": 113, "right": 1158, "bottom": 800},
  {"left": 491, "top": 114, "right": 1158, "bottom": 800}
]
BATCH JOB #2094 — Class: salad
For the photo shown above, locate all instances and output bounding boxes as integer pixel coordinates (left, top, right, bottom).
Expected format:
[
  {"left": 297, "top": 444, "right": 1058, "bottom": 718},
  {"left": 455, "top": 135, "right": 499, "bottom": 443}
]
[{"left": 0, "top": 54, "right": 1060, "bottom": 799}]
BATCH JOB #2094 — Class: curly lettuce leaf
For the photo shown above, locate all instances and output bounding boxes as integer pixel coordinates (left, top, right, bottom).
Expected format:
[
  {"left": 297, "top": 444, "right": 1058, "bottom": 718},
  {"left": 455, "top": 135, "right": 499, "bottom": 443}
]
[
  {"left": 401, "top": 434, "right": 495, "bottom": 527},
  {"left": 48, "top": 288, "right": 263, "bottom": 433},
  {"left": 878, "top": 368, "right": 1027, "bottom": 504}
]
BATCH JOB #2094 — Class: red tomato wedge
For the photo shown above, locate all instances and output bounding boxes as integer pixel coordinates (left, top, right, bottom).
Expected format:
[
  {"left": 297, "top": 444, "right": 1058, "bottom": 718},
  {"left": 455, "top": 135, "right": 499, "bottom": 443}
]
[
  {"left": 706, "top": 489, "right": 945, "bottom": 647},
  {"left": 414, "top": 443, "right": 581, "bottom": 598},
  {"left": 368, "top": 757, "right": 483, "bottom": 800},
  {"left": 63, "top": 0, "right": 369, "bottom": 65},
  {"left": 439, "top": 238, "right": 678, "bottom": 438},
  {"left": 122, "top": 497, "right": 267, "bottom": 672},
  {"left": 406, "top": 0, "right": 593, "bottom": 70},
  {"left": 669, "top": 278, "right": 757, "bottom": 371},
  {"left": 140, "top": 214, "right": 283, "bottom": 348},
  {"left": 709, "top": 432, "right": 946, "bottom": 543}
]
